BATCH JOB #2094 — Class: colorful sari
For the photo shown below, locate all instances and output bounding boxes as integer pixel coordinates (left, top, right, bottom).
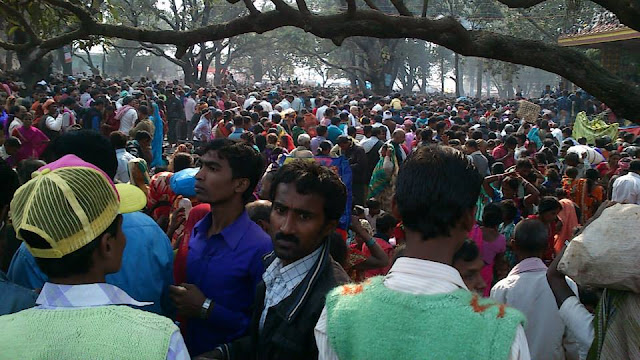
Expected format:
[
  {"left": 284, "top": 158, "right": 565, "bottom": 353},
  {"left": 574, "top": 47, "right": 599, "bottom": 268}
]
[
  {"left": 368, "top": 150, "right": 398, "bottom": 213},
  {"left": 573, "top": 179, "right": 603, "bottom": 223},
  {"left": 150, "top": 102, "right": 165, "bottom": 168},
  {"left": 11, "top": 126, "right": 49, "bottom": 165}
]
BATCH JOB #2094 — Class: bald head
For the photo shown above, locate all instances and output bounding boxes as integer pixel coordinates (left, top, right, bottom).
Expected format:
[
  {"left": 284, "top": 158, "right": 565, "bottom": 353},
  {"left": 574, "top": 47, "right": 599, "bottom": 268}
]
[{"left": 246, "top": 199, "right": 272, "bottom": 233}]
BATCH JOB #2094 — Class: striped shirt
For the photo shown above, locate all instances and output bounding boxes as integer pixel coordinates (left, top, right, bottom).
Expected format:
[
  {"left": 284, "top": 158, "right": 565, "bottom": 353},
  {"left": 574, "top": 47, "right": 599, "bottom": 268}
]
[
  {"left": 260, "top": 245, "right": 323, "bottom": 331},
  {"left": 35, "top": 282, "right": 189, "bottom": 360},
  {"left": 314, "top": 257, "right": 531, "bottom": 360}
]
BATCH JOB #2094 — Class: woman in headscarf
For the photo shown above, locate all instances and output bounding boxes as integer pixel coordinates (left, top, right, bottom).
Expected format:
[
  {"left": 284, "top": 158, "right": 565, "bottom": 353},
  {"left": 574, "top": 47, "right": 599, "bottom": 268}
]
[
  {"left": 368, "top": 143, "right": 398, "bottom": 213},
  {"left": 150, "top": 101, "right": 165, "bottom": 167},
  {"left": 11, "top": 112, "right": 49, "bottom": 166}
]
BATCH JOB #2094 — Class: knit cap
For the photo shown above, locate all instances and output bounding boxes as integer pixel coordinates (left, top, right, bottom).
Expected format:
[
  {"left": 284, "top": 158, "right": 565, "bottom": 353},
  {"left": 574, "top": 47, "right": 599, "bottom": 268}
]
[{"left": 10, "top": 154, "right": 146, "bottom": 258}]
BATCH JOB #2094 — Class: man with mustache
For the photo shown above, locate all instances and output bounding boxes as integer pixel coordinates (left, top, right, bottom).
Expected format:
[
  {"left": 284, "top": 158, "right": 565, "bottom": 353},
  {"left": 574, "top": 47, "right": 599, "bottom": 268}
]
[
  {"left": 209, "top": 160, "right": 350, "bottom": 360},
  {"left": 170, "top": 139, "right": 273, "bottom": 357}
]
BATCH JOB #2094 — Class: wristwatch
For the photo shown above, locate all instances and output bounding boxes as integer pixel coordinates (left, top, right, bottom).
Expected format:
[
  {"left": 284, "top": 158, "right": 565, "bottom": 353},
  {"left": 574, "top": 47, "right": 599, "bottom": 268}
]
[{"left": 201, "top": 298, "right": 213, "bottom": 319}]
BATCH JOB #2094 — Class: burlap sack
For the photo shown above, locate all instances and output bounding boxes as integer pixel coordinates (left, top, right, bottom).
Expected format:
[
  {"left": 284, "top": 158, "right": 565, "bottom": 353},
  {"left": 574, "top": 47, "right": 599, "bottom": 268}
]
[
  {"left": 558, "top": 203, "right": 640, "bottom": 293},
  {"left": 516, "top": 100, "right": 541, "bottom": 124}
]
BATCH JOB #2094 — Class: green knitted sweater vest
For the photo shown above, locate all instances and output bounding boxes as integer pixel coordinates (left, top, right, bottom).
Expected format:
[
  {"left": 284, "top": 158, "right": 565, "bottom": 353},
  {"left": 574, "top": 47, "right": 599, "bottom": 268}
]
[
  {"left": 0, "top": 305, "right": 178, "bottom": 360},
  {"left": 325, "top": 277, "right": 526, "bottom": 360}
]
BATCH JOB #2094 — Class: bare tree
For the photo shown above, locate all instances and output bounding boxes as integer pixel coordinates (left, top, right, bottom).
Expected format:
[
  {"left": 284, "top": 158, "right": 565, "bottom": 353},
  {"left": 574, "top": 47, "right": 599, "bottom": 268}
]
[{"left": 0, "top": 0, "right": 638, "bottom": 119}]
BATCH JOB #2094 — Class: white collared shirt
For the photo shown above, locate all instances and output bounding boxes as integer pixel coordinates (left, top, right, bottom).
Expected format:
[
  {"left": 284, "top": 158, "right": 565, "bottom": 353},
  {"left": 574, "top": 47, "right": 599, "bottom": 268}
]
[
  {"left": 612, "top": 172, "right": 640, "bottom": 205},
  {"left": 35, "top": 282, "right": 188, "bottom": 360},
  {"left": 491, "top": 258, "right": 578, "bottom": 360},
  {"left": 115, "top": 148, "right": 136, "bottom": 183},
  {"left": 260, "top": 245, "right": 323, "bottom": 331},
  {"left": 314, "top": 257, "right": 531, "bottom": 360}
]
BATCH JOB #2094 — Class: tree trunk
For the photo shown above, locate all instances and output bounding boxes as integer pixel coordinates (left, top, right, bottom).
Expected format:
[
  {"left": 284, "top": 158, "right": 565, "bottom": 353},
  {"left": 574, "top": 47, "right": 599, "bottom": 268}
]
[
  {"left": 182, "top": 62, "right": 197, "bottom": 84},
  {"left": 485, "top": 69, "right": 491, "bottom": 97},
  {"left": 440, "top": 55, "right": 445, "bottom": 93},
  {"left": 121, "top": 50, "right": 136, "bottom": 77},
  {"left": 454, "top": 52, "right": 461, "bottom": 97},
  {"left": 476, "top": 58, "right": 483, "bottom": 98},
  {"left": 3, "top": 50, "right": 12, "bottom": 71},
  {"left": 251, "top": 56, "right": 264, "bottom": 82},
  {"left": 102, "top": 51, "right": 107, "bottom": 76}
]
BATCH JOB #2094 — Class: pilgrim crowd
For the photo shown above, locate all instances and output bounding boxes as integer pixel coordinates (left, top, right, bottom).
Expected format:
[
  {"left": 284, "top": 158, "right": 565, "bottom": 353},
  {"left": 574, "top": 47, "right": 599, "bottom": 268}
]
[{"left": 0, "top": 74, "right": 639, "bottom": 360}]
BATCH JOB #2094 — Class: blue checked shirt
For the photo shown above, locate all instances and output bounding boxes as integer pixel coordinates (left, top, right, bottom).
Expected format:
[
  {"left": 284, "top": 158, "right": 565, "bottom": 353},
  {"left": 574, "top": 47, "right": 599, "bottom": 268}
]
[
  {"left": 259, "top": 245, "right": 324, "bottom": 331},
  {"left": 35, "top": 282, "right": 189, "bottom": 360}
]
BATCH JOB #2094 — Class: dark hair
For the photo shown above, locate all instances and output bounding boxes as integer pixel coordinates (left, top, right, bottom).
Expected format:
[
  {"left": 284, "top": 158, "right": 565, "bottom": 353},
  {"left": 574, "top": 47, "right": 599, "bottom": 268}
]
[
  {"left": 482, "top": 203, "right": 503, "bottom": 228},
  {"left": 585, "top": 168, "right": 599, "bottom": 193},
  {"left": 246, "top": 200, "right": 272, "bottom": 225},
  {"left": 516, "top": 158, "right": 533, "bottom": 170},
  {"left": 630, "top": 159, "right": 640, "bottom": 172},
  {"left": 203, "top": 139, "right": 264, "bottom": 203},
  {"left": 135, "top": 130, "right": 151, "bottom": 142},
  {"left": 172, "top": 153, "right": 193, "bottom": 172},
  {"left": 22, "top": 214, "right": 121, "bottom": 278},
  {"left": 0, "top": 159, "right": 19, "bottom": 209},
  {"left": 505, "top": 136, "right": 518, "bottom": 146},
  {"left": 513, "top": 219, "right": 548, "bottom": 253},
  {"left": 44, "top": 130, "right": 118, "bottom": 180},
  {"left": 366, "top": 198, "right": 380, "bottom": 209},
  {"left": 565, "top": 166, "right": 578, "bottom": 178},
  {"left": 538, "top": 196, "right": 561, "bottom": 214},
  {"left": 376, "top": 213, "right": 397, "bottom": 235},
  {"left": 269, "top": 160, "right": 346, "bottom": 222},
  {"left": 395, "top": 145, "right": 482, "bottom": 240},
  {"left": 5, "top": 136, "right": 21, "bottom": 149},
  {"left": 16, "top": 159, "right": 46, "bottom": 185},
  {"left": 452, "top": 239, "right": 480, "bottom": 263},
  {"left": 109, "top": 131, "right": 128, "bottom": 149},
  {"left": 500, "top": 199, "right": 518, "bottom": 222},
  {"left": 328, "top": 231, "right": 347, "bottom": 268},
  {"left": 316, "top": 125, "right": 328, "bottom": 137}
]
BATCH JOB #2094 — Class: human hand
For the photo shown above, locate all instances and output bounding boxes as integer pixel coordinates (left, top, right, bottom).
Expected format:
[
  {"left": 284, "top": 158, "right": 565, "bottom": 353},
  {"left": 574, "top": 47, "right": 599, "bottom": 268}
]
[
  {"left": 169, "top": 283, "right": 207, "bottom": 319},
  {"left": 167, "top": 207, "right": 186, "bottom": 236}
]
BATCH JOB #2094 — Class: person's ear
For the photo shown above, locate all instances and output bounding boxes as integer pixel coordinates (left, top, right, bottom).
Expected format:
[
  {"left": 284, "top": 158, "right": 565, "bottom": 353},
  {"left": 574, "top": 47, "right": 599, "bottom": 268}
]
[
  {"left": 234, "top": 178, "right": 250, "bottom": 196},
  {"left": 97, "top": 231, "right": 116, "bottom": 260}
]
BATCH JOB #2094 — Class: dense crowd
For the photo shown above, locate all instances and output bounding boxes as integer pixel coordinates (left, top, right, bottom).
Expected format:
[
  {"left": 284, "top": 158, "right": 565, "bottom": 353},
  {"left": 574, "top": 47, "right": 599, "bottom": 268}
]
[{"left": 0, "top": 73, "right": 639, "bottom": 360}]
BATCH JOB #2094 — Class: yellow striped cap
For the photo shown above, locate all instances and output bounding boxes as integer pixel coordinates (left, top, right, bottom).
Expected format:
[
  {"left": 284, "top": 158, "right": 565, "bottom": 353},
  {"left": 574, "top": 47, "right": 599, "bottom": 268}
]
[{"left": 10, "top": 154, "right": 143, "bottom": 258}]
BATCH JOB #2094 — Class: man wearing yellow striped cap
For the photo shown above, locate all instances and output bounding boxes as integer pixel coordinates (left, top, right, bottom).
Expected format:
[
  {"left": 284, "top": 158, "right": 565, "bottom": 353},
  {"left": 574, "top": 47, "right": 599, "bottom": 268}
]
[{"left": 0, "top": 154, "right": 189, "bottom": 360}]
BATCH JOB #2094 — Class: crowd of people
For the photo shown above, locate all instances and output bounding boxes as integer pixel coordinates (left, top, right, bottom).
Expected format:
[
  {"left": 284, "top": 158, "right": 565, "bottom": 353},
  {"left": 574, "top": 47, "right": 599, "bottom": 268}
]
[{"left": 0, "top": 73, "right": 639, "bottom": 360}]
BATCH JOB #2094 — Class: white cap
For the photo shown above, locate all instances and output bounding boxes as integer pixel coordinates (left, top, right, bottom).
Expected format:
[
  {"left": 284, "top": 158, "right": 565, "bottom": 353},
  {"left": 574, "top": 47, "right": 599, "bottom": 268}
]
[{"left": 383, "top": 111, "right": 393, "bottom": 120}]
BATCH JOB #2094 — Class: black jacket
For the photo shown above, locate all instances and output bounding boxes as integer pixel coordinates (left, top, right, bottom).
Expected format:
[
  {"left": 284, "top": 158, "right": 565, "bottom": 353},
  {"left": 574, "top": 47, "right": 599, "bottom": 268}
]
[
  {"left": 344, "top": 143, "right": 368, "bottom": 185},
  {"left": 222, "top": 243, "right": 349, "bottom": 360}
]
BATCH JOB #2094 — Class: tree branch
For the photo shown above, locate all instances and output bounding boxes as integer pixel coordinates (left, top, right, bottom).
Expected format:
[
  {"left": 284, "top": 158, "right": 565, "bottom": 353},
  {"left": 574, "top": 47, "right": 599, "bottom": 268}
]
[
  {"left": 421, "top": 0, "right": 429, "bottom": 17},
  {"left": 243, "top": 0, "right": 261, "bottom": 15},
  {"left": 346, "top": 0, "right": 356, "bottom": 17},
  {"left": 296, "top": 0, "right": 311, "bottom": 14},
  {"left": 496, "top": 0, "right": 640, "bottom": 32},
  {"left": 363, "top": 0, "right": 380, "bottom": 11},
  {"left": 0, "top": 0, "right": 39, "bottom": 43},
  {"left": 1, "top": 1, "right": 639, "bottom": 120},
  {"left": 389, "top": 0, "right": 413, "bottom": 16}
]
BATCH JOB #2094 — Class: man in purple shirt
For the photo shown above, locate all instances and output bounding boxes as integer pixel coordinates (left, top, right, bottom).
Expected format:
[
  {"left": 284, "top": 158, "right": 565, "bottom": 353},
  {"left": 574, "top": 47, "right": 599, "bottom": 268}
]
[{"left": 169, "top": 139, "right": 272, "bottom": 357}]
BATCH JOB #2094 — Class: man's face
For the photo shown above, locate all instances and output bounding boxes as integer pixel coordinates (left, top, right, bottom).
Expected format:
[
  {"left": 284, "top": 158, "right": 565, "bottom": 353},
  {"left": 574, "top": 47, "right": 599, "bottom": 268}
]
[
  {"left": 338, "top": 141, "right": 350, "bottom": 152},
  {"left": 270, "top": 182, "right": 335, "bottom": 266},
  {"left": 454, "top": 257, "right": 486, "bottom": 294},
  {"left": 195, "top": 150, "right": 243, "bottom": 205}
]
